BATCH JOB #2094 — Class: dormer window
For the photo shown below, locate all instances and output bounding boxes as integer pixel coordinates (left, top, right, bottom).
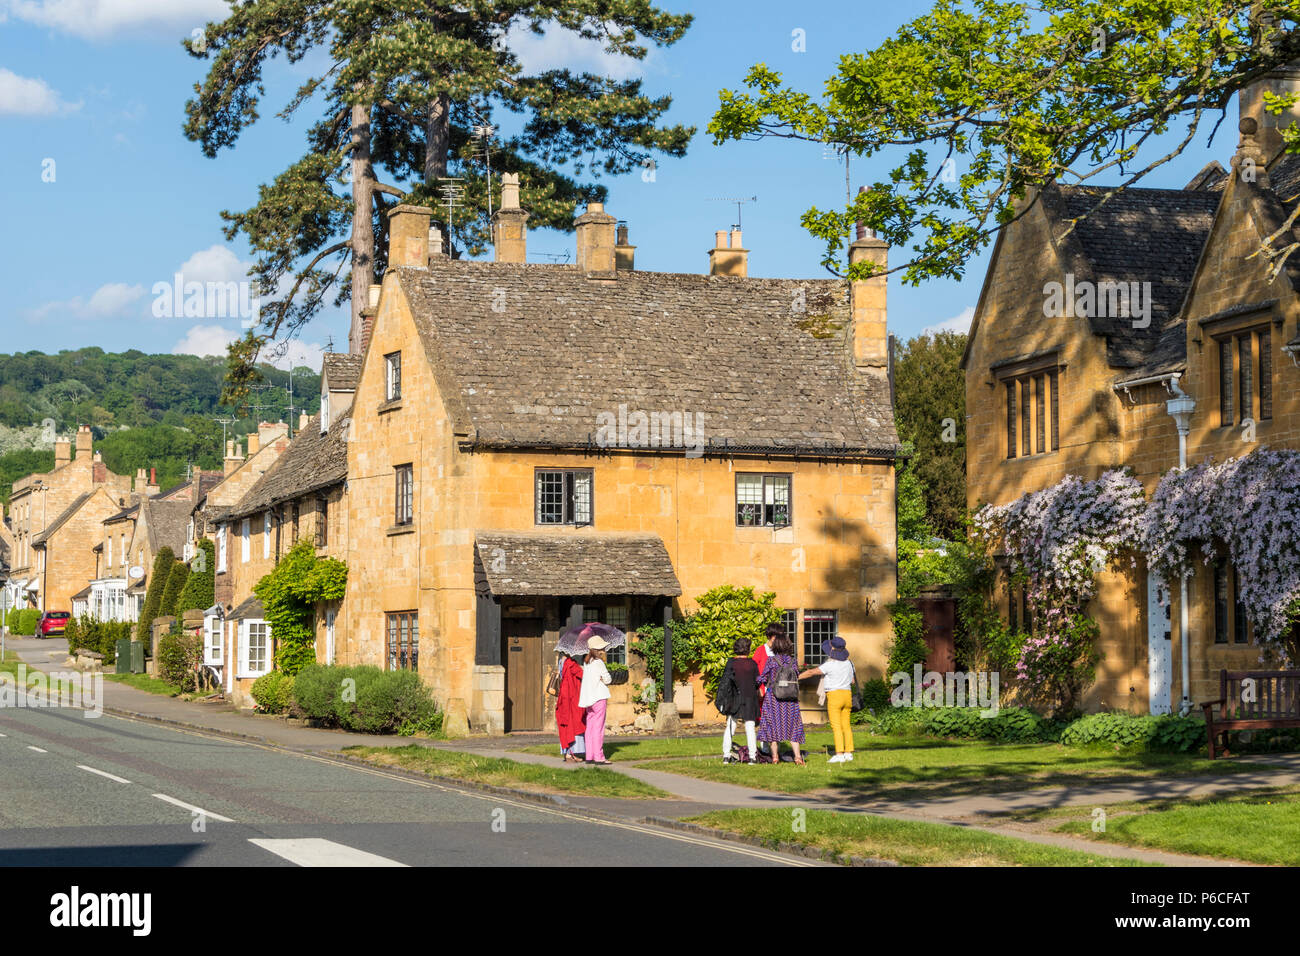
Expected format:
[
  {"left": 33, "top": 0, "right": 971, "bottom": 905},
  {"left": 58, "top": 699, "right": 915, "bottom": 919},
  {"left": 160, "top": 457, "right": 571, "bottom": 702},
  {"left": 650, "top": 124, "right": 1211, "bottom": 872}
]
[{"left": 385, "top": 352, "right": 402, "bottom": 402}]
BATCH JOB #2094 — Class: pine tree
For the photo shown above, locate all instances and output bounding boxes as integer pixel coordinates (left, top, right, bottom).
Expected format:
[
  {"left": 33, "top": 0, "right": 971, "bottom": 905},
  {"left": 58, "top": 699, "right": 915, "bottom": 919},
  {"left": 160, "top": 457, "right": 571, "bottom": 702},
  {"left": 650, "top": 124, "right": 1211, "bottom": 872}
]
[{"left": 184, "top": 0, "right": 694, "bottom": 398}]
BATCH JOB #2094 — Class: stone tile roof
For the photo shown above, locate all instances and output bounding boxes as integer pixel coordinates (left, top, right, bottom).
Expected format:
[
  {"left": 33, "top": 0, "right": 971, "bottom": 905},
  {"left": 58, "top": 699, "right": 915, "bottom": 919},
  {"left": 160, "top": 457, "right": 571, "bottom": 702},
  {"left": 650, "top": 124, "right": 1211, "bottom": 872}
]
[
  {"left": 475, "top": 531, "right": 683, "bottom": 597},
  {"left": 1044, "top": 184, "right": 1222, "bottom": 371},
  {"left": 33, "top": 493, "right": 93, "bottom": 545},
  {"left": 142, "top": 499, "right": 193, "bottom": 556},
  {"left": 322, "top": 353, "right": 363, "bottom": 391},
  {"left": 230, "top": 595, "right": 266, "bottom": 620},
  {"left": 228, "top": 410, "right": 351, "bottom": 520},
  {"left": 397, "top": 263, "right": 898, "bottom": 457}
]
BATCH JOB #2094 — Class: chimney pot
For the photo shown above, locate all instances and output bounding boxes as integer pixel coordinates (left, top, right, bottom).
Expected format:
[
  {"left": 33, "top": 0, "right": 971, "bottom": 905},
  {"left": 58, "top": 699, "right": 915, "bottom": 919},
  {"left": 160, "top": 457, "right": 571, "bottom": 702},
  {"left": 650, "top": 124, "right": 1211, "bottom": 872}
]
[
  {"left": 849, "top": 230, "right": 890, "bottom": 380},
  {"left": 615, "top": 221, "right": 636, "bottom": 272},
  {"left": 367, "top": 285, "right": 381, "bottom": 309},
  {"left": 428, "top": 226, "right": 445, "bottom": 260}
]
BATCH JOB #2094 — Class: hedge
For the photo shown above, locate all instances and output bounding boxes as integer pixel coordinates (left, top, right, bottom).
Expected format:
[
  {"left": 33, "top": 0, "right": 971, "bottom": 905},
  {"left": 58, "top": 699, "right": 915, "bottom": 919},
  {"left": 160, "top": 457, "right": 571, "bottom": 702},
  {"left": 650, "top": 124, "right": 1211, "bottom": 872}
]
[
  {"left": 64, "top": 617, "right": 133, "bottom": 664},
  {"left": 291, "top": 664, "right": 439, "bottom": 734},
  {"left": 251, "top": 671, "right": 295, "bottom": 715},
  {"left": 6, "top": 608, "right": 42, "bottom": 636}
]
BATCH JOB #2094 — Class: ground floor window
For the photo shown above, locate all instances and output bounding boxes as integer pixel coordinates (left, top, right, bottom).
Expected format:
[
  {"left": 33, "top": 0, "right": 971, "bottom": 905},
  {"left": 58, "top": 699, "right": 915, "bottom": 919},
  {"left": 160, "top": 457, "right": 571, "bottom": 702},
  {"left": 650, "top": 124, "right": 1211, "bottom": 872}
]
[
  {"left": 582, "top": 605, "right": 628, "bottom": 665},
  {"left": 387, "top": 611, "right": 419, "bottom": 670},
  {"left": 802, "top": 610, "right": 836, "bottom": 666},
  {"left": 240, "top": 620, "right": 273, "bottom": 678},
  {"left": 205, "top": 615, "right": 223, "bottom": 666}
]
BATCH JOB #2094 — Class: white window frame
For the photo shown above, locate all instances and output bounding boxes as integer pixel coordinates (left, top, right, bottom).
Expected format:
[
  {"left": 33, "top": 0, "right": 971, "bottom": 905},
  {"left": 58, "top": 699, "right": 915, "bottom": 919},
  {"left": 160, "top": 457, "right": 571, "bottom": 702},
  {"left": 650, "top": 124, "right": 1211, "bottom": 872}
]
[
  {"left": 238, "top": 619, "right": 273, "bottom": 678},
  {"left": 385, "top": 352, "right": 402, "bottom": 401},
  {"left": 263, "top": 512, "right": 272, "bottom": 560},
  {"left": 106, "top": 535, "right": 113, "bottom": 568},
  {"left": 241, "top": 518, "right": 251, "bottom": 563},
  {"left": 217, "top": 526, "right": 227, "bottom": 573},
  {"left": 204, "top": 614, "right": 224, "bottom": 666}
]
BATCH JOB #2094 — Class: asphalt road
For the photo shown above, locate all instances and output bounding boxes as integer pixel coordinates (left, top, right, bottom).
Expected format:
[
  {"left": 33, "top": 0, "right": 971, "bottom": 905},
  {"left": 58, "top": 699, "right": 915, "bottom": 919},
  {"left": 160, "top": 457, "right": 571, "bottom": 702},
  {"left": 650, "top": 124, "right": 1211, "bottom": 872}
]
[{"left": 0, "top": 698, "right": 810, "bottom": 867}]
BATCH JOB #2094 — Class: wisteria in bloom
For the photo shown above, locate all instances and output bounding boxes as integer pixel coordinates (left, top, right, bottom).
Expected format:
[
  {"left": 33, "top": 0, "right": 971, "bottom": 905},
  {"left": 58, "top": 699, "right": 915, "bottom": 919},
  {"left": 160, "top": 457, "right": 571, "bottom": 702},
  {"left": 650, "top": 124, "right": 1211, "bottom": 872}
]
[
  {"left": 1141, "top": 449, "right": 1300, "bottom": 651},
  {"left": 974, "top": 470, "right": 1147, "bottom": 701}
]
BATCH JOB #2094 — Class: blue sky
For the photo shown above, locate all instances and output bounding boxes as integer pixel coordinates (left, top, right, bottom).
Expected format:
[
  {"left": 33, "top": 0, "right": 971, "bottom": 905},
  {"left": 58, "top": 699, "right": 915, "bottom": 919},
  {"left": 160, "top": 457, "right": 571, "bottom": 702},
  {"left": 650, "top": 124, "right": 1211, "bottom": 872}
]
[{"left": 1, "top": 0, "right": 1236, "bottom": 368}]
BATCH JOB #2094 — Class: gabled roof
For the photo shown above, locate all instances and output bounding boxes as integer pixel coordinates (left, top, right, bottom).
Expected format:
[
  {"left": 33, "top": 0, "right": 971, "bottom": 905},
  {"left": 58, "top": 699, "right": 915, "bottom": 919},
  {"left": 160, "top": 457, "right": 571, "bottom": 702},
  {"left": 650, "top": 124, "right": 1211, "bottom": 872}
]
[
  {"left": 227, "top": 409, "right": 351, "bottom": 520},
  {"left": 322, "top": 353, "right": 363, "bottom": 392},
  {"left": 396, "top": 262, "right": 898, "bottom": 457},
  {"left": 141, "top": 499, "right": 193, "bottom": 556},
  {"left": 1041, "top": 183, "right": 1222, "bottom": 370},
  {"left": 33, "top": 493, "right": 93, "bottom": 546}
]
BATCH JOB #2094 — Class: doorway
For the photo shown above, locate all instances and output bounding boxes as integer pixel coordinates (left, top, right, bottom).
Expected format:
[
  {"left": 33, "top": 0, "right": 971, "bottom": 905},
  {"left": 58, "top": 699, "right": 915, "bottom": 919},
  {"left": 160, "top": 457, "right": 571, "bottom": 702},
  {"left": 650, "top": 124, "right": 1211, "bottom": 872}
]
[
  {"left": 1147, "top": 571, "right": 1172, "bottom": 715},
  {"left": 503, "top": 618, "right": 544, "bottom": 732}
]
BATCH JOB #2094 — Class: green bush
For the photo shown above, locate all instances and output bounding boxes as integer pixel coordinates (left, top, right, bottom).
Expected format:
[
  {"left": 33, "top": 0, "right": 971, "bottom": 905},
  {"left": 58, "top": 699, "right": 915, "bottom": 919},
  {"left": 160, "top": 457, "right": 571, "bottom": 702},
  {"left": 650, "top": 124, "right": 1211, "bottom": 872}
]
[
  {"left": 251, "top": 671, "right": 295, "bottom": 714},
  {"left": 137, "top": 546, "right": 175, "bottom": 641},
  {"left": 9, "top": 608, "right": 42, "bottom": 635},
  {"left": 156, "top": 630, "right": 202, "bottom": 687},
  {"left": 290, "top": 664, "right": 439, "bottom": 735},
  {"left": 1060, "top": 712, "right": 1204, "bottom": 753},
  {"left": 159, "top": 561, "right": 190, "bottom": 618},
  {"left": 863, "top": 704, "right": 1064, "bottom": 743},
  {"left": 884, "top": 603, "right": 928, "bottom": 680},
  {"left": 177, "top": 539, "right": 216, "bottom": 614}
]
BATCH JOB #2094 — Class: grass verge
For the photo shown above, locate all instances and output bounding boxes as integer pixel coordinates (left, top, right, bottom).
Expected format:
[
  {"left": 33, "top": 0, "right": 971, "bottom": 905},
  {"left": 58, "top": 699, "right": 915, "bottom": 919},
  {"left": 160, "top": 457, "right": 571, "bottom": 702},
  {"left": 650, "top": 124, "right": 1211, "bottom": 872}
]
[
  {"left": 1051, "top": 785, "right": 1300, "bottom": 865},
  {"left": 686, "top": 809, "right": 1152, "bottom": 866},
  {"left": 104, "top": 672, "right": 186, "bottom": 696},
  {"left": 343, "top": 744, "right": 669, "bottom": 799}
]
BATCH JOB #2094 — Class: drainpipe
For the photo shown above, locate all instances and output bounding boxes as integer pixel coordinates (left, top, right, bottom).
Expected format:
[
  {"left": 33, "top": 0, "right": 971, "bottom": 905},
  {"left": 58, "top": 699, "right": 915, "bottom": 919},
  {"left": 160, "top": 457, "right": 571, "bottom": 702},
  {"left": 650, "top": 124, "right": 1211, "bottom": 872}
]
[{"left": 1164, "top": 375, "right": 1197, "bottom": 716}]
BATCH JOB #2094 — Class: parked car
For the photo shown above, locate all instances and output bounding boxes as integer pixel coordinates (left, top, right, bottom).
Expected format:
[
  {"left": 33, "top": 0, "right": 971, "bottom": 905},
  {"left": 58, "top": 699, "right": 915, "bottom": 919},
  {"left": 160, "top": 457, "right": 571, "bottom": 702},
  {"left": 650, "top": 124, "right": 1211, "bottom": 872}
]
[{"left": 38, "top": 612, "right": 70, "bottom": 637}]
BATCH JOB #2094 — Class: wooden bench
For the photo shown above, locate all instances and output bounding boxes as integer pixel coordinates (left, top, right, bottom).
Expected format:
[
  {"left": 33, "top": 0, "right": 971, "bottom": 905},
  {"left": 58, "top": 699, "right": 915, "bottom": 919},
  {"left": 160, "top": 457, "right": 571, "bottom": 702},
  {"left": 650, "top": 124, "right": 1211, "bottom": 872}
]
[{"left": 1201, "top": 669, "right": 1300, "bottom": 759}]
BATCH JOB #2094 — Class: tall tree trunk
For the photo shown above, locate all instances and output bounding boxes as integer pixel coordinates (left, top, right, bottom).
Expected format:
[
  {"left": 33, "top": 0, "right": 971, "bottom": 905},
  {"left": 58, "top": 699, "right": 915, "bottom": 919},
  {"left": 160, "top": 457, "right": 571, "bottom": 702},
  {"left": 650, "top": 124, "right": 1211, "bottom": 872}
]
[
  {"left": 349, "top": 101, "right": 375, "bottom": 355},
  {"left": 425, "top": 93, "right": 451, "bottom": 183}
]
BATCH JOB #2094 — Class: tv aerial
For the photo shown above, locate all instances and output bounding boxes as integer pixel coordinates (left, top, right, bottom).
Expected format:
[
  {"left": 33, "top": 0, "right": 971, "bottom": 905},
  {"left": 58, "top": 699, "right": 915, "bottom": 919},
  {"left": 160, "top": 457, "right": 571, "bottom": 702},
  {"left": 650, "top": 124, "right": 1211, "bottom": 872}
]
[{"left": 709, "top": 196, "right": 758, "bottom": 230}]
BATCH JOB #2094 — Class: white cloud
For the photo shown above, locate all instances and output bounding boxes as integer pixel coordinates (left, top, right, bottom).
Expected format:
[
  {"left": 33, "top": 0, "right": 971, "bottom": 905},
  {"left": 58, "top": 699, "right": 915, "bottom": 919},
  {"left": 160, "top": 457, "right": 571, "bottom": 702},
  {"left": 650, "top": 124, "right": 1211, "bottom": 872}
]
[
  {"left": 922, "top": 306, "right": 975, "bottom": 337},
  {"left": 174, "top": 244, "right": 250, "bottom": 286},
  {"left": 0, "top": 67, "right": 80, "bottom": 116},
  {"left": 172, "top": 324, "right": 237, "bottom": 358},
  {"left": 507, "top": 24, "right": 652, "bottom": 81},
  {"left": 3, "top": 0, "right": 228, "bottom": 39},
  {"left": 29, "top": 281, "right": 144, "bottom": 320}
]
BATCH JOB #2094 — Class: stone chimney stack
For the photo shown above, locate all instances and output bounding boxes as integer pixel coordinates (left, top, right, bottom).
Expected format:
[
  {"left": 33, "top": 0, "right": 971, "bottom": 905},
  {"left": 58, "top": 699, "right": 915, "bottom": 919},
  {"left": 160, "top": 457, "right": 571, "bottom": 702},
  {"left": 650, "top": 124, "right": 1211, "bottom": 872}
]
[
  {"left": 55, "top": 438, "right": 71, "bottom": 466},
  {"left": 493, "top": 173, "right": 530, "bottom": 264},
  {"left": 135, "top": 468, "right": 147, "bottom": 493},
  {"left": 247, "top": 429, "right": 261, "bottom": 457},
  {"left": 299, "top": 411, "right": 310, "bottom": 433},
  {"left": 224, "top": 441, "right": 243, "bottom": 478},
  {"left": 386, "top": 205, "right": 432, "bottom": 269},
  {"left": 615, "top": 222, "right": 636, "bottom": 271},
  {"left": 75, "top": 425, "right": 93, "bottom": 463},
  {"left": 1238, "top": 62, "right": 1300, "bottom": 162},
  {"left": 360, "top": 284, "right": 380, "bottom": 354},
  {"left": 848, "top": 193, "right": 890, "bottom": 380},
  {"left": 708, "top": 228, "right": 748, "bottom": 277},
  {"left": 429, "top": 225, "right": 446, "bottom": 261},
  {"left": 575, "top": 202, "right": 618, "bottom": 273},
  {"left": 147, "top": 468, "right": 160, "bottom": 496}
]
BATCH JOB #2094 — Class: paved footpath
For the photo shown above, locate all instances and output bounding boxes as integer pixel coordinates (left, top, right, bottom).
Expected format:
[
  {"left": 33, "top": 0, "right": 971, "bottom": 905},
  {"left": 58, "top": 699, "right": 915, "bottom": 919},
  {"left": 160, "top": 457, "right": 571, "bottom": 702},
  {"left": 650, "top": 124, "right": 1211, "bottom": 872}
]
[{"left": 10, "top": 636, "right": 1296, "bottom": 866}]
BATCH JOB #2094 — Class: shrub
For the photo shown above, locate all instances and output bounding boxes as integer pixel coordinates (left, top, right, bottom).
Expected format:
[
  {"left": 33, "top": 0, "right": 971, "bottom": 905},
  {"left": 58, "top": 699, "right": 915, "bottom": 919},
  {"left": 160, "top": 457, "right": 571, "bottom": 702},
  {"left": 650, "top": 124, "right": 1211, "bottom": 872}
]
[
  {"left": 159, "top": 561, "right": 190, "bottom": 618},
  {"left": 884, "top": 603, "right": 928, "bottom": 680},
  {"left": 137, "top": 546, "right": 175, "bottom": 641},
  {"left": 1060, "top": 712, "right": 1205, "bottom": 753},
  {"left": 177, "top": 539, "right": 216, "bottom": 614},
  {"left": 64, "top": 615, "right": 81, "bottom": 653},
  {"left": 251, "top": 671, "right": 295, "bottom": 715},
  {"left": 10, "top": 608, "right": 42, "bottom": 635},
  {"left": 290, "top": 664, "right": 438, "bottom": 734},
  {"left": 156, "top": 630, "right": 202, "bottom": 688}
]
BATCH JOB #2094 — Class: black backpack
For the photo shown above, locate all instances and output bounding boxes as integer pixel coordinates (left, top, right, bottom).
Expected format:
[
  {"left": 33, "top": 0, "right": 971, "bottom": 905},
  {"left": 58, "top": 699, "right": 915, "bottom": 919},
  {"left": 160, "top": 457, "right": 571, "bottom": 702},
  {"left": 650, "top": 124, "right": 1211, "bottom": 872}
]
[
  {"left": 715, "top": 663, "right": 737, "bottom": 716},
  {"left": 772, "top": 658, "right": 801, "bottom": 701}
]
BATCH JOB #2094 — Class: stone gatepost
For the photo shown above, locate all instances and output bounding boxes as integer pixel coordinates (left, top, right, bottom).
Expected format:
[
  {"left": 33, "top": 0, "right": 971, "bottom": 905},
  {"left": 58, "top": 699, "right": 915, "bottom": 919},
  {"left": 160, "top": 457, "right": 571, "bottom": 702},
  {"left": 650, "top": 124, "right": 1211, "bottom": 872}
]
[{"left": 470, "top": 664, "right": 506, "bottom": 736}]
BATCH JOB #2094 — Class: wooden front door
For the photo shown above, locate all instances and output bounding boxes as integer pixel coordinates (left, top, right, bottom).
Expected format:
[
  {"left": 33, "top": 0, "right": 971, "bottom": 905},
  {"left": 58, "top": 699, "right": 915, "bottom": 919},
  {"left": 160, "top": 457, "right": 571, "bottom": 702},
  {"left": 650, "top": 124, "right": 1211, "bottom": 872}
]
[{"left": 503, "top": 618, "right": 544, "bottom": 732}]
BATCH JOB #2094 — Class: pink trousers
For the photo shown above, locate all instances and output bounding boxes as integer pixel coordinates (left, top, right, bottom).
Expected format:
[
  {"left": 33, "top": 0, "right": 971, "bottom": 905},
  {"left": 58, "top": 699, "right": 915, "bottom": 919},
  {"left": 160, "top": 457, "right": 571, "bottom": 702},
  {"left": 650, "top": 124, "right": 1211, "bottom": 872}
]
[{"left": 584, "top": 699, "right": 607, "bottom": 762}]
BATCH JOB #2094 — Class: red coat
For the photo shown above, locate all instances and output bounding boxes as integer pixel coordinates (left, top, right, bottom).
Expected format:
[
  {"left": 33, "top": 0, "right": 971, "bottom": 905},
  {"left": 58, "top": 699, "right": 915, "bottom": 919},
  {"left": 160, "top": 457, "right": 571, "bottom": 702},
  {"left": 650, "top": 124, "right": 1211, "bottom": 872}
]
[
  {"left": 556, "top": 657, "right": 586, "bottom": 749},
  {"left": 753, "top": 643, "right": 770, "bottom": 698}
]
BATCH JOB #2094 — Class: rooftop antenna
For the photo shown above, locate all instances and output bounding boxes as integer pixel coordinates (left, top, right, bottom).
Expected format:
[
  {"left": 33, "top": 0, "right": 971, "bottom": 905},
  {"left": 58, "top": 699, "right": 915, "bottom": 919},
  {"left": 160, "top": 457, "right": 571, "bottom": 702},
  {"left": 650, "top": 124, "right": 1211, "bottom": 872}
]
[
  {"left": 709, "top": 196, "right": 757, "bottom": 230},
  {"left": 212, "top": 416, "right": 236, "bottom": 451},
  {"left": 471, "top": 116, "right": 496, "bottom": 222},
  {"left": 534, "top": 250, "right": 573, "bottom": 263},
  {"left": 438, "top": 178, "right": 467, "bottom": 248}
]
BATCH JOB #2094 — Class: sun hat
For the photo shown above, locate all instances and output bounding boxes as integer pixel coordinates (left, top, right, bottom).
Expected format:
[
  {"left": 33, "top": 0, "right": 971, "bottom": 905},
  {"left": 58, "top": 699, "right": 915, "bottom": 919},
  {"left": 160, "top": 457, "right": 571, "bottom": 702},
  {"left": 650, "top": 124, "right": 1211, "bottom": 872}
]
[
  {"left": 821, "top": 637, "right": 850, "bottom": 661},
  {"left": 587, "top": 635, "right": 610, "bottom": 651}
]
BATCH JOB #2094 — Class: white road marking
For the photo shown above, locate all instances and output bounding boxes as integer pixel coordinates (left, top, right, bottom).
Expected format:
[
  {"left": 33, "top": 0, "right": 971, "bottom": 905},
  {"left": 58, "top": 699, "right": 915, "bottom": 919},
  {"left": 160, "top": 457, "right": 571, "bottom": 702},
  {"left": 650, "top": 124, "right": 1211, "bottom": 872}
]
[
  {"left": 0, "top": 732, "right": 7, "bottom": 737},
  {"left": 249, "top": 838, "right": 408, "bottom": 868},
  {"left": 78, "top": 765, "right": 131, "bottom": 784},
  {"left": 26, "top": 746, "right": 47, "bottom": 753},
  {"left": 152, "top": 793, "right": 234, "bottom": 823}
]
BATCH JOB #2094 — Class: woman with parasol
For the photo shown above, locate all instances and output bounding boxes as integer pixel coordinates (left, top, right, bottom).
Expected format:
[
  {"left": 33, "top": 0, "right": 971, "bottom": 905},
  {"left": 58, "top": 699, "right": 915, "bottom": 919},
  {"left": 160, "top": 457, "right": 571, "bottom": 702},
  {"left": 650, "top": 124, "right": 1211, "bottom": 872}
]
[{"left": 557, "top": 622, "right": 627, "bottom": 766}]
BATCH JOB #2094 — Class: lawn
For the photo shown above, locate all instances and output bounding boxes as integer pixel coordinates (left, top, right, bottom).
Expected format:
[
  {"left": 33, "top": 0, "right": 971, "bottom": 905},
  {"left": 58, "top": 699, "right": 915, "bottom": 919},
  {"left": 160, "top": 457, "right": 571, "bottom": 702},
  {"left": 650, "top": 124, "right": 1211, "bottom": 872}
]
[
  {"left": 1051, "top": 786, "right": 1300, "bottom": 865},
  {"left": 644, "top": 737, "right": 1267, "bottom": 801},
  {"left": 520, "top": 728, "right": 865, "bottom": 762},
  {"left": 343, "top": 745, "right": 669, "bottom": 799},
  {"left": 686, "top": 809, "right": 1152, "bottom": 866}
]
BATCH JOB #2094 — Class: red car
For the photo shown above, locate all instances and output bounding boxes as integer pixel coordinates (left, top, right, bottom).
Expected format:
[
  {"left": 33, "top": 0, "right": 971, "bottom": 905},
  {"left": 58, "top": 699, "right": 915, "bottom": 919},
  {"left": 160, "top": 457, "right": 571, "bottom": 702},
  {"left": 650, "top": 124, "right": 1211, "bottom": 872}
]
[{"left": 38, "top": 612, "right": 70, "bottom": 637}]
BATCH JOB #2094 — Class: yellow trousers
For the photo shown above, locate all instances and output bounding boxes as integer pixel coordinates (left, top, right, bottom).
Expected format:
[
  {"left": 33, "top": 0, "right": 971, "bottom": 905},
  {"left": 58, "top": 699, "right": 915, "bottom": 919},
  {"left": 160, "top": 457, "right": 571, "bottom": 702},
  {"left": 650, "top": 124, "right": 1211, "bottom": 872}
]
[{"left": 826, "top": 688, "right": 853, "bottom": 754}]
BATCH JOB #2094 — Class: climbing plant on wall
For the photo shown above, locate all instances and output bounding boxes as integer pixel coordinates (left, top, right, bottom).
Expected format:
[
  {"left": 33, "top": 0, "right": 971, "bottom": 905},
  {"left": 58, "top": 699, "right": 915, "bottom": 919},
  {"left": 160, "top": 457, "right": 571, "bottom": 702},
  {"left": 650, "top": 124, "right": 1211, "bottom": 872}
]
[{"left": 253, "top": 539, "right": 348, "bottom": 676}]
